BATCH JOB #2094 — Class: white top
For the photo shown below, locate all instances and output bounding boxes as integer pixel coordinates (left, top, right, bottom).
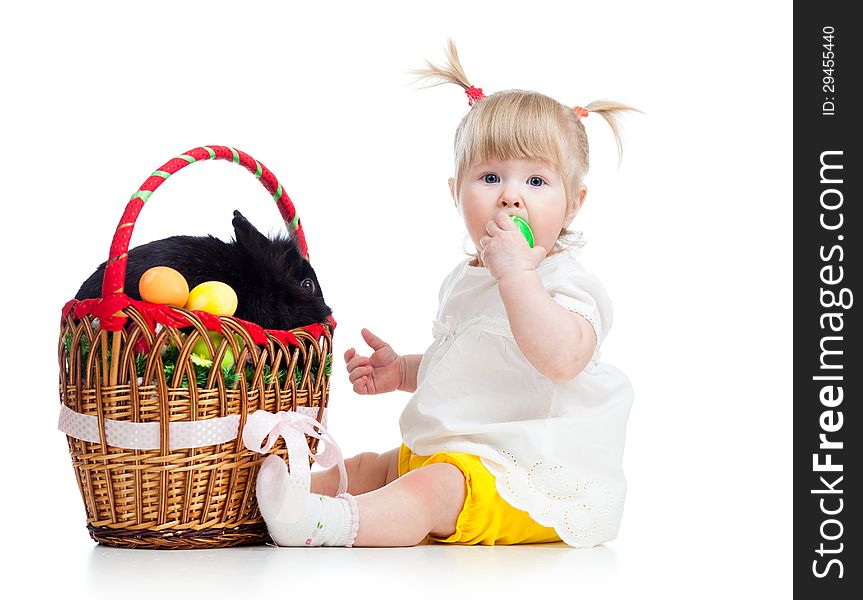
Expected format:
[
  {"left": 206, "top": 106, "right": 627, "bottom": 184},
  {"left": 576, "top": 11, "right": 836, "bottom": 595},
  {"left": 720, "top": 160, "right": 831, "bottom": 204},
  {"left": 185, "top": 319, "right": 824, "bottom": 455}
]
[{"left": 398, "top": 249, "right": 634, "bottom": 547}]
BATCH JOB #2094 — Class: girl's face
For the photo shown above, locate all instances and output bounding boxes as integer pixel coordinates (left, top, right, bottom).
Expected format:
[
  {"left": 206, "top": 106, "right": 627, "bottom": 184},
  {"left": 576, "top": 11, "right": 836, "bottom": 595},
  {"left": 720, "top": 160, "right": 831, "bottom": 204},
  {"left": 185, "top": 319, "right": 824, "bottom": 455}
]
[{"left": 449, "top": 158, "right": 585, "bottom": 260}]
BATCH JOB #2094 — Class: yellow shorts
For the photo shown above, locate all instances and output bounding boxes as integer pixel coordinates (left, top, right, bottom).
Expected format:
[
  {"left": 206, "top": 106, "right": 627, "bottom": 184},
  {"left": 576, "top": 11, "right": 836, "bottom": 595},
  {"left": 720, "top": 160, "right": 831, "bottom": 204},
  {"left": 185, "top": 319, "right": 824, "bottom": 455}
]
[{"left": 397, "top": 443, "right": 562, "bottom": 546}]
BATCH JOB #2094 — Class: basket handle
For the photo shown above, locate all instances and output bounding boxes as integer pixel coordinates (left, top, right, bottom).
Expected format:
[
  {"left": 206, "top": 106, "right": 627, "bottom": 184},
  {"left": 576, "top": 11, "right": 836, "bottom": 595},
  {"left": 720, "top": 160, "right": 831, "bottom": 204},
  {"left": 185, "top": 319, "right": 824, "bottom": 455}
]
[{"left": 101, "top": 145, "right": 308, "bottom": 299}]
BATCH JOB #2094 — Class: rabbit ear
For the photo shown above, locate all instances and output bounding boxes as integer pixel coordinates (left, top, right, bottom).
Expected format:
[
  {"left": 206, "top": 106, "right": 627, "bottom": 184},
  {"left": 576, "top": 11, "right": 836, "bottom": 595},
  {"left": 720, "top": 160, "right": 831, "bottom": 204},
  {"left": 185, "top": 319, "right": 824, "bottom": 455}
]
[
  {"left": 270, "top": 227, "right": 306, "bottom": 273},
  {"left": 232, "top": 210, "right": 269, "bottom": 251}
]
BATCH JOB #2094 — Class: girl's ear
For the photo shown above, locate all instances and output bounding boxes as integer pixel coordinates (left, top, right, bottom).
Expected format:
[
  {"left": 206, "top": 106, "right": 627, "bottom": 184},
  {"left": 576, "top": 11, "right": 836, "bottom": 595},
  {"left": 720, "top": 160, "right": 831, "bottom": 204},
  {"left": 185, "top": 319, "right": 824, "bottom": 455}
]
[
  {"left": 564, "top": 187, "right": 588, "bottom": 228},
  {"left": 232, "top": 210, "right": 269, "bottom": 251},
  {"left": 448, "top": 177, "right": 457, "bottom": 208}
]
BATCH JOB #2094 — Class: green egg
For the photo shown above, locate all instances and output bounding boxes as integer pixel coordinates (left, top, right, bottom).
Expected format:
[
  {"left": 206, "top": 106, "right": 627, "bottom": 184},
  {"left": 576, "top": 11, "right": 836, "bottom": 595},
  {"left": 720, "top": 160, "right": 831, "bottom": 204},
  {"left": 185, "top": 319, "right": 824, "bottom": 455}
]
[{"left": 511, "top": 216, "right": 535, "bottom": 248}]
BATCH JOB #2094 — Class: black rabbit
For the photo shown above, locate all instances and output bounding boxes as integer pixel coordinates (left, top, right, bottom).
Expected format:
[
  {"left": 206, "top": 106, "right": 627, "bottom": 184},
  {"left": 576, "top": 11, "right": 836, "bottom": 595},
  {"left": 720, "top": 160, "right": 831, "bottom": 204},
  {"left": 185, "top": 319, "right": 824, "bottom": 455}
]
[{"left": 76, "top": 210, "right": 332, "bottom": 330}]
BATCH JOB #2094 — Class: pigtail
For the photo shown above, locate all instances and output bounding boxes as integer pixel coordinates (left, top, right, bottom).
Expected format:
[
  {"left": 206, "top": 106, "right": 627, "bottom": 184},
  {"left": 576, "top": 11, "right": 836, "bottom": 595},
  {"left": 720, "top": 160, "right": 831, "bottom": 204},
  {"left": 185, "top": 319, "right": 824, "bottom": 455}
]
[
  {"left": 407, "top": 38, "right": 474, "bottom": 91},
  {"left": 581, "top": 100, "right": 645, "bottom": 166}
]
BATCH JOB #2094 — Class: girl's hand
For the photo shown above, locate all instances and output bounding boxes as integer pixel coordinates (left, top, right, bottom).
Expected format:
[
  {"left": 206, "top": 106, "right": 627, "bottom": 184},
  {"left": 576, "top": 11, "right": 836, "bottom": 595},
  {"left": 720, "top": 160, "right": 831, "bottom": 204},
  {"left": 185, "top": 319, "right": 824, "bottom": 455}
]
[
  {"left": 479, "top": 212, "right": 547, "bottom": 282},
  {"left": 344, "top": 328, "right": 404, "bottom": 395}
]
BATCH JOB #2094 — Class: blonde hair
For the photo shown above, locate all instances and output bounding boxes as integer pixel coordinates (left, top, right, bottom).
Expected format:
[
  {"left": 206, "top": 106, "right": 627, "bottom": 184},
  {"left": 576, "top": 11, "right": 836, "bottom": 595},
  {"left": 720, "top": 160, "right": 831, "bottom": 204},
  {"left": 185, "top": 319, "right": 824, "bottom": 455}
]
[{"left": 408, "top": 38, "right": 643, "bottom": 257}]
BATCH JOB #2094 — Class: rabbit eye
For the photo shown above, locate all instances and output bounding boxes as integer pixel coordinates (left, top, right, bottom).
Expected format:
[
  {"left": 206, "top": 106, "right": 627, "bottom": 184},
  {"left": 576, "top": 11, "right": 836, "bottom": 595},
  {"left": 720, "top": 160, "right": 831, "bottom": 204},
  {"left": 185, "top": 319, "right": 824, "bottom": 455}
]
[{"left": 300, "top": 278, "right": 316, "bottom": 293}]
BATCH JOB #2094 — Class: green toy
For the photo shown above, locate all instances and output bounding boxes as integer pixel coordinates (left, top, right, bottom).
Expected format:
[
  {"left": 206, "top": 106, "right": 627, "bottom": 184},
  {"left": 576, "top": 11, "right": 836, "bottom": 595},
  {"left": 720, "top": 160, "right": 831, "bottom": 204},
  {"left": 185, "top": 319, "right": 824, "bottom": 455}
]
[{"left": 511, "top": 216, "right": 535, "bottom": 248}]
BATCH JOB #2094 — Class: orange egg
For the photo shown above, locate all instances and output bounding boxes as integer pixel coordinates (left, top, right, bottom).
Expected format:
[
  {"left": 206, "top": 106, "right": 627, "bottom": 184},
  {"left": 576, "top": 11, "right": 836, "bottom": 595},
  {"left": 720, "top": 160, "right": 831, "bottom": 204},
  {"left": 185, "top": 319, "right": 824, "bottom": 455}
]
[{"left": 139, "top": 266, "right": 190, "bottom": 306}]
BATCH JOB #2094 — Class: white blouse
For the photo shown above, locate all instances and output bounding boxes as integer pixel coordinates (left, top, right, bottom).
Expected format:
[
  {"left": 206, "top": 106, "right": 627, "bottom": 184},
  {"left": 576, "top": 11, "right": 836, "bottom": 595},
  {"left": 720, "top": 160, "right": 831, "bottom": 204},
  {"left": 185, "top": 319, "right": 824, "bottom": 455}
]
[{"left": 398, "top": 249, "right": 634, "bottom": 547}]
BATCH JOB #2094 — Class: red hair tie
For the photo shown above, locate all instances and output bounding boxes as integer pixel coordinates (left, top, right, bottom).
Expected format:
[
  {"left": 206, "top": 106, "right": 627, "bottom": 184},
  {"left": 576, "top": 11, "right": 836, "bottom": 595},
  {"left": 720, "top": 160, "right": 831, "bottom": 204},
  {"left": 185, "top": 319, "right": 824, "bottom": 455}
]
[
  {"left": 573, "top": 106, "right": 589, "bottom": 118},
  {"left": 465, "top": 85, "right": 486, "bottom": 106}
]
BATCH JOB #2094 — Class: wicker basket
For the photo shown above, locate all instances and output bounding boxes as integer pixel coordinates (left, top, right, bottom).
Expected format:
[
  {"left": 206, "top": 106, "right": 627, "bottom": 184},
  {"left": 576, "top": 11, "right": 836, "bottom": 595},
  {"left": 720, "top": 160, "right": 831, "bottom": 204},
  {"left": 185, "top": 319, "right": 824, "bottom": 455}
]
[{"left": 58, "top": 145, "right": 336, "bottom": 549}]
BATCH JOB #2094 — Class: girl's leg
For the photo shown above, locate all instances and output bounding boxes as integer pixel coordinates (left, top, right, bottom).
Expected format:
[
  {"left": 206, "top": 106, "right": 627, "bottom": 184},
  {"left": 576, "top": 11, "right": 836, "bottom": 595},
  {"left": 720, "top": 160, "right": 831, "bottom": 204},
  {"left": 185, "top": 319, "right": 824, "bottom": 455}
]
[
  {"left": 257, "top": 456, "right": 466, "bottom": 547},
  {"left": 311, "top": 446, "right": 400, "bottom": 496},
  {"left": 352, "top": 462, "right": 467, "bottom": 547}
]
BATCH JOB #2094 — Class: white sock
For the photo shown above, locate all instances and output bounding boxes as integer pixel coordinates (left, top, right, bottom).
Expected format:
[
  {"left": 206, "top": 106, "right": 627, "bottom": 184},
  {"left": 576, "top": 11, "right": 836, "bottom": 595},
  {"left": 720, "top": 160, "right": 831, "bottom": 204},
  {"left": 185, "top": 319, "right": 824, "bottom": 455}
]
[{"left": 256, "top": 455, "right": 359, "bottom": 547}]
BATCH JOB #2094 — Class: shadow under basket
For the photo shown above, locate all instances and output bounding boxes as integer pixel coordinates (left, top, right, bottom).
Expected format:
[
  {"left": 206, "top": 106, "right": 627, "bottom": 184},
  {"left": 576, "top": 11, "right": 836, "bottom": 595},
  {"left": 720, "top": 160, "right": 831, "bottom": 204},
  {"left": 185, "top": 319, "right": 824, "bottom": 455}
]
[{"left": 58, "top": 145, "right": 335, "bottom": 549}]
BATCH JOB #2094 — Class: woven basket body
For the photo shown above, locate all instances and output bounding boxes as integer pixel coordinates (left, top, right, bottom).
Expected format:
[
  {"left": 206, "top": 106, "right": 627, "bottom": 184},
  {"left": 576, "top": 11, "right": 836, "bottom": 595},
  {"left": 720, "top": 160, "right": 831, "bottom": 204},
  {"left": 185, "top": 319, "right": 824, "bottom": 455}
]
[{"left": 58, "top": 146, "right": 334, "bottom": 549}]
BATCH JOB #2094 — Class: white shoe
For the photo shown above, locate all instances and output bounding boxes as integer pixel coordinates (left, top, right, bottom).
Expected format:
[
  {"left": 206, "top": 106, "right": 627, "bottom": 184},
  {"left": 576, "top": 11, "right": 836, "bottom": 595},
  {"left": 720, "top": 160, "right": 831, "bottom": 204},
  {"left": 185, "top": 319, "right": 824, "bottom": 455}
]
[{"left": 256, "top": 454, "right": 309, "bottom": 524}]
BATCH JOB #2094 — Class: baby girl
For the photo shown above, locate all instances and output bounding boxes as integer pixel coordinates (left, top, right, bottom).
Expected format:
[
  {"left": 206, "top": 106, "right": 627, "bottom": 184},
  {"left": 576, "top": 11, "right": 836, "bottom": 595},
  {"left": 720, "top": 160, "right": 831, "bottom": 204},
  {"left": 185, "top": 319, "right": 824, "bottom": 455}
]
[{"left": 253, "top": 39, "right": 638, "bottom": 548}]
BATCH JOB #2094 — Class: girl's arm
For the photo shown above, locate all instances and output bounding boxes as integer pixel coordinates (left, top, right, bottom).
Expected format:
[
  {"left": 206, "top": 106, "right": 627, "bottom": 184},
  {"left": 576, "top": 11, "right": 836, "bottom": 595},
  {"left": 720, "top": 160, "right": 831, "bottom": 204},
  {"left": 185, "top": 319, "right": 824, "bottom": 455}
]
[
  {"left": 498, "top": 270, "right": 596, "bottom": 382},
  {"left": 398, "top": 354, "right": 424, "bottom": 393}
]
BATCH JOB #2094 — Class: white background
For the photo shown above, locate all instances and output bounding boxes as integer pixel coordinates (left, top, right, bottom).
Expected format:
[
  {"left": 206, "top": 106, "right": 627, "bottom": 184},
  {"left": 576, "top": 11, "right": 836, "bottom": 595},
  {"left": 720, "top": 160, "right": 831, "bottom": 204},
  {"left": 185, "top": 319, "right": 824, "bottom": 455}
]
[{"left": 0, "top": 1, "right": 791, "bottom": 597}]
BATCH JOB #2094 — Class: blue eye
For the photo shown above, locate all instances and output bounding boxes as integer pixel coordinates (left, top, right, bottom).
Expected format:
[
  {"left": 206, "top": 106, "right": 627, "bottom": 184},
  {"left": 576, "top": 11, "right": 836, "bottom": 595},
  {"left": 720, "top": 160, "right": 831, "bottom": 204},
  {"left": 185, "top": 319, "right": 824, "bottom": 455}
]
[{"left": 482, "top": 173, "right": 546, "bottom": 186}]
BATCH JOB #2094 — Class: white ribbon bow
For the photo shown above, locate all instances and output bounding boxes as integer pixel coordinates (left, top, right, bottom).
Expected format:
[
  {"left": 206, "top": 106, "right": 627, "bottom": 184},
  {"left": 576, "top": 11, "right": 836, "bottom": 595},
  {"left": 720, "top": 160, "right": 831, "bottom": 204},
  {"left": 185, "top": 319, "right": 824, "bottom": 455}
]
[
  {"left": 433, "top": 314, "right": 483, "bottom": 341},
  {"left": 433, "top": 314, "right": 512, "bottom": 341},
  {"left": 242, "top": 410, "right": 348, "bottom": 522}
]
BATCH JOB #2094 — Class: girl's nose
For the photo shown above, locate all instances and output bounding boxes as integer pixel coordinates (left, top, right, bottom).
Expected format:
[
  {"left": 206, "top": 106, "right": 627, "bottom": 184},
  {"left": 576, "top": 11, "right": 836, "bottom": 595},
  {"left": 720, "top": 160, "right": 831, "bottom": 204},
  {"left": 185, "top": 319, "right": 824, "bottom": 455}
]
[{"left": 498, "top": 189, "right": 522, "bottom": 209}]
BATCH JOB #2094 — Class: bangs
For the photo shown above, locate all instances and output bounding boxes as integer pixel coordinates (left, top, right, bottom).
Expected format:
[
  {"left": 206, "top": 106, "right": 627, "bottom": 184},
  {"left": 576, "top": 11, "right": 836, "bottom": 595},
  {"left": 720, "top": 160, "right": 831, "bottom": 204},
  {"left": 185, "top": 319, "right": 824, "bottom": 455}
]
[{"left": 458, "top": 91, "right": 567, "bottom": 172}]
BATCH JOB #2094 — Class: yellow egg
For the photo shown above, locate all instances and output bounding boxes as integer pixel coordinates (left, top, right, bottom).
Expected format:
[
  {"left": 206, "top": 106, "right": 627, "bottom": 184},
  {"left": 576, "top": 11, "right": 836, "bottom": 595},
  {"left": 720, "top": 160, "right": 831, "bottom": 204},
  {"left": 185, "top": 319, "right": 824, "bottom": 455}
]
[
  {"left": 185, "top": 281, "right": 238, "bottom": 316},
  {"left": 139, "top": 266, "right": 189, "bottom": 306}
]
